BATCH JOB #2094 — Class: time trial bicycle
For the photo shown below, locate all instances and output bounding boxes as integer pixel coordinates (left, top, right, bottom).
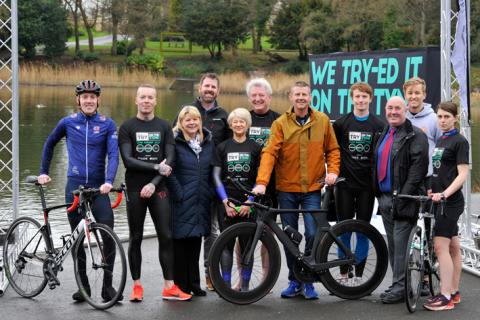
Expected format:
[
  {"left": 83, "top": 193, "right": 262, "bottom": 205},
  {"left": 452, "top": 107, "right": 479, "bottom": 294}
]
[{"left": 208, "top": 177, "right": 388, "bottom": 304}]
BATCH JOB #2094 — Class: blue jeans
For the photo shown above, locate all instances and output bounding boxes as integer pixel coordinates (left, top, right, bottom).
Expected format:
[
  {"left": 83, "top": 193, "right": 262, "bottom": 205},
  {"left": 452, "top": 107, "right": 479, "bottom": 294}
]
[{"left": 277, "top": 191, "right": 321, "bottom": 281}]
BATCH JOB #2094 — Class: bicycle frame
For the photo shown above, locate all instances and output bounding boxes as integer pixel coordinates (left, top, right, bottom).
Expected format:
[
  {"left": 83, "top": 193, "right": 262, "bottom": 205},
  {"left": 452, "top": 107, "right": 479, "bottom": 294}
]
[
  {"left": 240, "top": 204, "right": 355, "bottom": 273},
  {"left": 33, "top": 185, "right": 98, "bottom": 269}
]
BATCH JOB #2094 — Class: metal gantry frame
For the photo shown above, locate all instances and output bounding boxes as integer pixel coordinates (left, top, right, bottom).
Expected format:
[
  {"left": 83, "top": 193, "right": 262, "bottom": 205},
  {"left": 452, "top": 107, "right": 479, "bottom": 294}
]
[
  {"left": 441, "top": 0, "right": 480, "bottom": 276},
  {"left": 0, "top": 0, "right": 477, "bottom": 298},
  {"left": 0, "top": 0, "right": 19, "bottom": 295}
]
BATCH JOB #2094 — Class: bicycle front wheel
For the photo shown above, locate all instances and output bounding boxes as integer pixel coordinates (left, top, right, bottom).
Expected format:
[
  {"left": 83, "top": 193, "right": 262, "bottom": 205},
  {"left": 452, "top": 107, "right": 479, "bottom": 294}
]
[
  {"left": 73, "top": 222, "right": 126, "bottom": 310},
  {"left": 208, "top": 222, "right": 281, "bottom": 305},
  {"left": 427, "top": 246, "right": 441, "bottom": 297},
  {"left": 317, "top": 220, "right": 388, "bottom": 299},
  {"left": 2, "top": 217, "right": 48, "bottom": 298},
  {"left": 405, "top": 226, "right": 424, "bottom": 313}
]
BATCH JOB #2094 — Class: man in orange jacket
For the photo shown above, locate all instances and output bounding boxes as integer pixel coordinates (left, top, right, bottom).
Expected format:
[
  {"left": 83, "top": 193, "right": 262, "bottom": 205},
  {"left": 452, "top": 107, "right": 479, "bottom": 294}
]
[{"left": 253, "top": 80, "right": 340, "bottom": 300}]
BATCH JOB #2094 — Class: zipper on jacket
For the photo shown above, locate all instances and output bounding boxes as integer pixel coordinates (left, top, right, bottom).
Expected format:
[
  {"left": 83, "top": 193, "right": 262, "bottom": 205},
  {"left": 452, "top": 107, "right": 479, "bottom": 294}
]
[{"left": 85, "top": 119, "right": 89, "bottom": 184}]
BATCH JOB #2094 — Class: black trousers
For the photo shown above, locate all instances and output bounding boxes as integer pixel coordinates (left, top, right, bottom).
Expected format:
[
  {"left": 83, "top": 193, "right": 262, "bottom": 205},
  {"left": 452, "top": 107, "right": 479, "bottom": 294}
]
[{"left": 173, "top": 237, "right": 202, "bottom": 293}]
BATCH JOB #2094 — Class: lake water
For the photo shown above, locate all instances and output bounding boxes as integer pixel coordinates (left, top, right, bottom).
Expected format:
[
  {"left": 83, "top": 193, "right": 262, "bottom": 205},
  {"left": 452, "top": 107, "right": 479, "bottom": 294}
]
[{"left": 0, "top": 85, "right": 478, "bottom": 245}]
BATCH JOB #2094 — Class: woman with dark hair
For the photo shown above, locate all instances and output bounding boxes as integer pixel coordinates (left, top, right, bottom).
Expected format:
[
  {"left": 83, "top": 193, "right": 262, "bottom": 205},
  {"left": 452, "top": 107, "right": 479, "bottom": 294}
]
[
  {"left": 423, "top": 102, "right": 469, "bottom": 311},
  {"left": 168, "top": 106, "right": 215, "bottom": 296}
]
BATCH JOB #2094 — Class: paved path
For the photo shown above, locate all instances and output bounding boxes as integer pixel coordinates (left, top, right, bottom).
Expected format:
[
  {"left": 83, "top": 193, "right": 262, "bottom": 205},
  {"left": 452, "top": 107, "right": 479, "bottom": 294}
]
[
  {"left": 1, "top": 235, "right": 480, "bottom": 320},
  {"left": 66, "top": 35, "right": 129, "bottom": 47}
]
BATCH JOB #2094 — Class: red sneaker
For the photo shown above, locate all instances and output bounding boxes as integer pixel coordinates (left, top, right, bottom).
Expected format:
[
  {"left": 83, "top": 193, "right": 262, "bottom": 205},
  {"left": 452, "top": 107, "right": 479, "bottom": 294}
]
[
  {"left": 130, "top": 284, "right": 144, "bottom": 302},
  {"left": 451, "top": 291, "right": 461, "bottom": 304},
  {"left": 423, "top": 294, "right": 454, "bottom": 311},
  {"left": 162, "top": 284, "right": 192, "bottom": 301}
]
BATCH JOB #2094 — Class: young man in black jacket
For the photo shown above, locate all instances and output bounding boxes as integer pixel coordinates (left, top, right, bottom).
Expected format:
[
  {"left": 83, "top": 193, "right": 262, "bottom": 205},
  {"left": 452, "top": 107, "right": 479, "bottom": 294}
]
[{"left": 373, "top": 96, "right": 429, "bottom": 304}]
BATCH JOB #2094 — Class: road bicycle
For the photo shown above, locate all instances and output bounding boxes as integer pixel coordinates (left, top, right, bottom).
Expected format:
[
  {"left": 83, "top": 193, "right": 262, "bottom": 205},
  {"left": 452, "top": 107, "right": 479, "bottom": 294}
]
[
  {"left": 2, "top": 176, "right": 127, "bottom": 310},
  {"left": 208, "top": 178, "right": 388, "bottom": 304},
  {"left": 394, "top": 193, "right": 441, "bottom": 313}
]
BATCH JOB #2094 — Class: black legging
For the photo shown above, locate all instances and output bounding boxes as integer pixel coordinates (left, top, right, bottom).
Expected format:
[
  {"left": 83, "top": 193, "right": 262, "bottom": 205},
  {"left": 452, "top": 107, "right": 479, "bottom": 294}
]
[
  {"left": 126, "top": 191, "right": 174, "bottom": 280},
  {"left": 335, "top": 185, "right": 375, "bottom": 276},
  {"left": 335, "top": 185, "right": 375, "bottom": 222}
]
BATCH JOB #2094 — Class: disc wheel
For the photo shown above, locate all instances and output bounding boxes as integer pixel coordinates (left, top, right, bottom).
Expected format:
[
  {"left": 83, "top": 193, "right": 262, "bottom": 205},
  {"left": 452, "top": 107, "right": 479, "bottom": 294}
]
[
  {"left": 208, "top": 222, "right": 281, "bottom": 305},
  {"left": 316, "top": 220, "right": 388, "bottom": 299}
]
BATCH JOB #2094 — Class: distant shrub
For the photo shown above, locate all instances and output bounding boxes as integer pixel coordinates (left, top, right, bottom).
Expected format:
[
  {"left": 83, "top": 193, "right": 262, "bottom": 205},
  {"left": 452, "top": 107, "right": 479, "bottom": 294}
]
[
  {"left": 126, "top": 54, "right": 165, "bottom": 73},
  {"left": 116, "top": 40, "right": 136, "bottom": 56},
  {"left": 280, "top": 60, "right": 308, "bottom": 75}
]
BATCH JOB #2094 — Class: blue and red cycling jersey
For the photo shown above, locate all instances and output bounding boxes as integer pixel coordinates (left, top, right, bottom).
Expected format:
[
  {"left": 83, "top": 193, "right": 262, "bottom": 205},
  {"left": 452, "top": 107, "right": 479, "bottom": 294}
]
[{"left": 40, "top": 112, "right": 119, "bottom": 185}]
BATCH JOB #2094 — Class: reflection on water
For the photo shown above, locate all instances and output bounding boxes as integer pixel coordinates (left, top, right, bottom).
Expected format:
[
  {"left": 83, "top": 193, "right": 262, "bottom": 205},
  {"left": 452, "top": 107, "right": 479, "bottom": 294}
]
[
  {"left": 0, "top": 85, "right": 293, "bottom": 244},
  {"left": 0, "top": 85, "right": 478, "bottom": 244}
]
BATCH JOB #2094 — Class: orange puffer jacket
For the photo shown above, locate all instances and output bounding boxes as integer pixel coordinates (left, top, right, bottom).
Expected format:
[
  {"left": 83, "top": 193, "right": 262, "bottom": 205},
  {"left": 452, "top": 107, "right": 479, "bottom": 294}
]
[{"left": 256, "top": 107, "right": 340, "bottom": 193}]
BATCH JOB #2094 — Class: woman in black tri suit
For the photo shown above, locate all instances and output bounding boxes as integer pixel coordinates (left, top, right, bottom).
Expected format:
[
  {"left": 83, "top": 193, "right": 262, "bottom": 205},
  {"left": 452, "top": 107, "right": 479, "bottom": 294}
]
[
  {"left": 423, "top": 102, "right": 469, "bottom": 311},
  {"left": 212, "top": 108, "right": 261, "bottom": 291}
]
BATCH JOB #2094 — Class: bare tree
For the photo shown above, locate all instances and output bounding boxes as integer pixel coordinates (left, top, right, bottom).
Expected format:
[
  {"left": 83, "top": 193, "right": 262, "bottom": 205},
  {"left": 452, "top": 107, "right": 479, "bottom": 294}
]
[
  {"left": 78, "top": 0, "right": 100, "bottom": 52},
  {"left": 65, "top": 0, "right": 80, "bottom": 54}
]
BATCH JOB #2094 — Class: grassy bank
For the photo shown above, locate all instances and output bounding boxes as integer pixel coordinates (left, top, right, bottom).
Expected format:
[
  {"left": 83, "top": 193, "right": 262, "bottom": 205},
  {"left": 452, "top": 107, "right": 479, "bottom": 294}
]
[
  {"left": 9, "top": 59, "right": 480, "bottom": 95},
  {"left": 13, "top": 63, "right": 308, "bottom": 95}
]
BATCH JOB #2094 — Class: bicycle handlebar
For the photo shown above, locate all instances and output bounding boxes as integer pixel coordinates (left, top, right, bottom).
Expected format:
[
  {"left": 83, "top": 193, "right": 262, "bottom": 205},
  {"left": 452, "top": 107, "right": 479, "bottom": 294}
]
[
  {"left": 393, "top": 192, "right": 445, "bottom": 202},
  {"left": 67, "top": 185, "right": 125, "bottom": 213},
  {"left": 226, "top": 176, "right": 346, "bottom": 198},
  {"left": 393, "top": 193, "right": 431, "bottom": 202}
]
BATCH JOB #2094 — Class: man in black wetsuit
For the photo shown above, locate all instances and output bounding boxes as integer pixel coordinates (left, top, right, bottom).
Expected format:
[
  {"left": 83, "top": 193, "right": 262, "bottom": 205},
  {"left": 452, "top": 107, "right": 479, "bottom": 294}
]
[{"left": 118, "top": 84, "right": 192, "bottom": 302}]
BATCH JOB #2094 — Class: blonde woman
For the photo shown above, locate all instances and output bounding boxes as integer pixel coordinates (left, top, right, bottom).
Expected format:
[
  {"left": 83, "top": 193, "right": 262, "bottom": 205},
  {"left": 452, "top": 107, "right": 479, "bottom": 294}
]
[{"left": 168, "top": 106, "right": 215, "bottom": 296}]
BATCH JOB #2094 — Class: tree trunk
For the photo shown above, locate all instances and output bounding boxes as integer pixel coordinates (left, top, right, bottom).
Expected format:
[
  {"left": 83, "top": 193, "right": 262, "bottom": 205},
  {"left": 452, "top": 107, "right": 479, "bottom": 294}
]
[
  {"left": 251, "top": 27, "right": 257, "bottom": 53},
  {"left": 420, "top": 0, "right": 426, "bottom": 46},
  {"left": 78, "top": 0, "right": 95, "bottom": 53},
  {"left": 111, "top": 14, "right": 118, "bottom": 55},
  {"left": 256, "top": 30, "right": 263, "bottom": 53},
  {"left": 65, "top": 0, "right": 81, "bottom": 54}
]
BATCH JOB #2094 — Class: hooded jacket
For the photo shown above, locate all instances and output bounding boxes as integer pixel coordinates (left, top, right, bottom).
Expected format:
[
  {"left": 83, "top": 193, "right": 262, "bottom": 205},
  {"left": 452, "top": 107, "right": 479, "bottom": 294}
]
[
  {"left": 256, "top": 107, "right": 340, "bottom": 193},
  {"left": 406, "top": 103, "right": 442, "bottom": 176}
]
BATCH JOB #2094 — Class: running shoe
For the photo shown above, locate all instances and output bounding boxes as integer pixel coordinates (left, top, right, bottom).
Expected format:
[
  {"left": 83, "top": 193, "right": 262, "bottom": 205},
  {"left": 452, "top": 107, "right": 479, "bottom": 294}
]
[
  {"left": 451, "top": 291, "right": 461, "bottom": 304},
  {"left": 280, "top": 280, "right": 302, "bottom": 298},
  {"left": 423, "top": 294, "right": 454, "bottom": 311},
  {"left": 162, "top": 284, "right": 192, "bottom": 301},
  {"left": 303, "top": 283, "right": 319, "bottom": 300},
  {"left": 130, "top": 284, "right": 144, "bottom": 302},
  {"left": 72, "top": 287, "right": 90, "bottom": 302}
]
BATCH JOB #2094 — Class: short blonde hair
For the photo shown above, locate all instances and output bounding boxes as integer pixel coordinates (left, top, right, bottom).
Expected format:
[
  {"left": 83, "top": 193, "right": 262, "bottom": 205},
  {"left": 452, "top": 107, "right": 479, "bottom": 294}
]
[
  {"left": 227, "top": 108, "right": 252, "bottom": 128},
  {"left": 403, "top": 77, "right": 426, "bottom": 93},
  {"left": 173, "top": 106, "right": 204, "bottom": 142}
]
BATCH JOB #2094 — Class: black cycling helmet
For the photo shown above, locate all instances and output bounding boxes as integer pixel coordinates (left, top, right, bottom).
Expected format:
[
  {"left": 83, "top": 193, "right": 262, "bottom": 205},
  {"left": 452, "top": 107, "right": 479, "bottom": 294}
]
[{"left": 75, "top": 80, "right": 101, "bottom": 96}]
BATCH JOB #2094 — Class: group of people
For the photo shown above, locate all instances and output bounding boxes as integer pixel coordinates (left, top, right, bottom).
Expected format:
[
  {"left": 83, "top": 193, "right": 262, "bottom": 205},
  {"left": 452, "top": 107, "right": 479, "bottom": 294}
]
[{"left": 37, "top": 73, "right": 469, "bottom": 312}]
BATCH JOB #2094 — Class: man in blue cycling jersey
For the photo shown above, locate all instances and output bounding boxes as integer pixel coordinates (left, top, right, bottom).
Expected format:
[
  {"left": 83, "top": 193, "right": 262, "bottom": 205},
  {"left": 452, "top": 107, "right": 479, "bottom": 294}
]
[{"left": 37, "top": 80, "right": 121, "bottom": 303}]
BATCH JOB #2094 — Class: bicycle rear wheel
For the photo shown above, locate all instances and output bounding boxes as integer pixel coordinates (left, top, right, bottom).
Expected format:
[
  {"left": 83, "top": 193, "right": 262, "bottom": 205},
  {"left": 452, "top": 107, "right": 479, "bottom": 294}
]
[
  {"left": 405, "top": 226, "right": 424, "bottom": 313},
  {"left": 317, "top": 220, "right": 388, "bottom": 299},
  {"left": 73, "top": 222, "right": 126, "bottom": 310},
  {"left": 2, "top": 217, "right": 48, "bottom": 298},
  {"left": 208, "top": 222, "right": 281, "bottom": 305}
]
